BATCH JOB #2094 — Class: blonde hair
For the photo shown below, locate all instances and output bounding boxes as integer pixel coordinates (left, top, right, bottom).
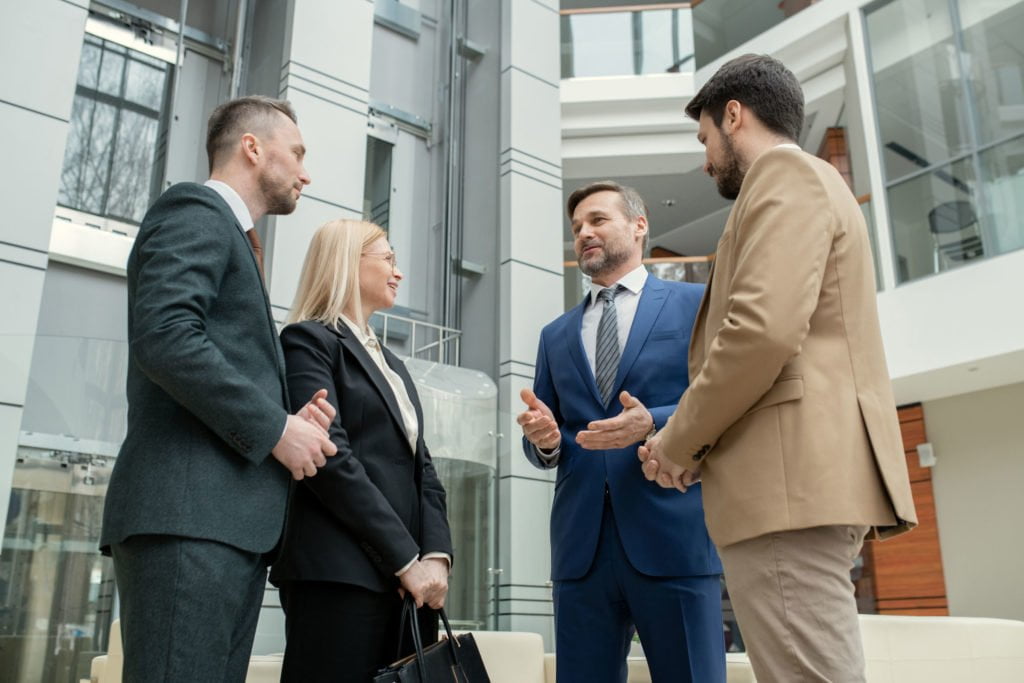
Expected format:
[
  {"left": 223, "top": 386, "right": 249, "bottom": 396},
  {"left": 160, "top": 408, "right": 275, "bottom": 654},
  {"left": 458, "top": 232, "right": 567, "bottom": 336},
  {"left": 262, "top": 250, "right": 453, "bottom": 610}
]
[{"left": 288, "top": 219, "right": 387, "bottom": 329}]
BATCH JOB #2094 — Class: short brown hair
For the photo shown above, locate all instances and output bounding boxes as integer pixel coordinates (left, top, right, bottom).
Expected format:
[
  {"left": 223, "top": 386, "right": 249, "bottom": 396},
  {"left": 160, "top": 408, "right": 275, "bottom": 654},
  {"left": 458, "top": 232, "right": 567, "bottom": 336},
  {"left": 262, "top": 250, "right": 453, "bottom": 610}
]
[
  {"left": 567, "top": 181, "right": 649, "bottom": 251},
  {"left": 685, "top": 54, "right": 804, "bottom": 142},
  {"left": 206, "top": 96, "right": 297, "bottom": 172}
]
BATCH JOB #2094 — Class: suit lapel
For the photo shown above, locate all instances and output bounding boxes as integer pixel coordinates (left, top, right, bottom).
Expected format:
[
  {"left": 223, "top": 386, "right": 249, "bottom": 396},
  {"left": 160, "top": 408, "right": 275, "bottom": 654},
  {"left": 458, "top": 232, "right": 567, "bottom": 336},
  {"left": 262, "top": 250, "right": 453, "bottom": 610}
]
[
  {"left": 331, "top": 325, "right": 408, "bottom": 436},
  {"left": 612, "top": 274, "right": 667, "bottom": 399},
  {"left": 205, "top": 185, "right": 290, "bottom": 405},
  {"left": 384, "top": 346, "right": 423, "bottom": 436},
  {"left": 565, "top": 297, "right": 605, "bottom": 407}
]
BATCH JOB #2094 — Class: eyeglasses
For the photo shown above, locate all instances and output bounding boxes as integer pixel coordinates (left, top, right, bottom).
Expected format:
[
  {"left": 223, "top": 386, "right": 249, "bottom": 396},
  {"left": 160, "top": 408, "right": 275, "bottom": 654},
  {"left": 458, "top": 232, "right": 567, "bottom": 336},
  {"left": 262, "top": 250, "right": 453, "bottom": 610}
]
[{"left": 361, "top": 250, "right": 397, "bottom": 271}]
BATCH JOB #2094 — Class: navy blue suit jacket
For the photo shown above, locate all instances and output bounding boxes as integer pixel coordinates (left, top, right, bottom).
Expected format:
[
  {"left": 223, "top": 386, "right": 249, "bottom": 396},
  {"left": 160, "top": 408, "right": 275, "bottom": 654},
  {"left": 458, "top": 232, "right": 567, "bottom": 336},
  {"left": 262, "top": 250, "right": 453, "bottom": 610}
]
[{"left": 524, "top": 275, "right": 722, "bottom": 581}]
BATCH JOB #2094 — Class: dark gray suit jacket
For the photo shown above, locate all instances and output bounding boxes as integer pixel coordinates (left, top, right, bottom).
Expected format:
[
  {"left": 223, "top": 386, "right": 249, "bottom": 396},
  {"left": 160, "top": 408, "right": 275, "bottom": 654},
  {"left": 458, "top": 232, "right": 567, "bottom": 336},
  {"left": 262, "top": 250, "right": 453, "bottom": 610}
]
[{"left": 101, "top": 182, "right": 291, "bottom": 555}]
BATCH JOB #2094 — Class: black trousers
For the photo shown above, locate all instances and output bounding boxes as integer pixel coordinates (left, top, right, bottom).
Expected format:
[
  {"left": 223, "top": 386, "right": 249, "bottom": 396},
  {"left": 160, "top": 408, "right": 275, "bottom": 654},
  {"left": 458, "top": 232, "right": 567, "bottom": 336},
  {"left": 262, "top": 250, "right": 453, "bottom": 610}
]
[
  {"left": 111, "top": 534, "right": 268, "bottom": 683},
  {"left": 279, "top": 580, "right": 440, "bottom": 683}
]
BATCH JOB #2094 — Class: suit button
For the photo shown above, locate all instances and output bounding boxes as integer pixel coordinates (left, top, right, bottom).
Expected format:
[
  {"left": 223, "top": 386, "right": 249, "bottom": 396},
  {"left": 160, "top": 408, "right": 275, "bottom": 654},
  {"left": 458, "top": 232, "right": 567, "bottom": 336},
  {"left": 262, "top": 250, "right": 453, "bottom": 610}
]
[{"left": 693, "top": 454, "right": 701, "bottom": 461}]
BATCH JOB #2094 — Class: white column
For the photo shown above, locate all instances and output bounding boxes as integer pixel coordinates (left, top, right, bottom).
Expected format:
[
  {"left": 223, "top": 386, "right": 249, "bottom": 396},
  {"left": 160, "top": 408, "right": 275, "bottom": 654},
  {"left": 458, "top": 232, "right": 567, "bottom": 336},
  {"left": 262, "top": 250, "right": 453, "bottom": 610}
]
[
  {"left": 266, "top": 0, "right": 375, "bottom": 321},
  {"left": 496, "top": 0, "right": 563, "bottom": 648},
  {"left": 0, "top": 0, "right": 88, "bottom": 526},
  {"left": 847, "top": 8, "right": 898, "bottom": 291}
]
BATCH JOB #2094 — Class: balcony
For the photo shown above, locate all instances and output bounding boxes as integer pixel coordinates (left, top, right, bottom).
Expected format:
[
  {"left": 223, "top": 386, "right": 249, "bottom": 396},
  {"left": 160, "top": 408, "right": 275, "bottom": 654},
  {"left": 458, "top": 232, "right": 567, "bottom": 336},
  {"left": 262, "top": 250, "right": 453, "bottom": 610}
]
[{"left": 561, "top": 3, "right": 695, "bottom": 79}]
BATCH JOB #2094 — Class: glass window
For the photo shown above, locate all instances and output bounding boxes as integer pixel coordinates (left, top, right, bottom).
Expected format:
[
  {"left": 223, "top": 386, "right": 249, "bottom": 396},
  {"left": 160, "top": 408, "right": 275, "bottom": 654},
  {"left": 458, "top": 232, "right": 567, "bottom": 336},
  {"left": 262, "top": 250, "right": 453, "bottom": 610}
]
[
  {"left": 958, "top": 0, "right": 1024, "bottom": 144},
  {"left": 865, "top": 0, "right": 1024, "bottom": 284},
  {"left": 561, "top": 8, "right": 693, "bottom": 79},
  {"left": 867, "top": 0, "right": 971, "bottom": 181},
  {"left": 364, "top": 136, "right": 393, "bottom": 229},
  {"left": 979, "top": 136, "right": 1024, "bottom": 255},
  {"left": 57, "top": 35, "right": 170, "bottom": 225},
  {"left": 887, "top": 157, "right": 979, "bottom": 283},
  {"left": 563, "top": 12, "right": 634, "bottom": 79}
]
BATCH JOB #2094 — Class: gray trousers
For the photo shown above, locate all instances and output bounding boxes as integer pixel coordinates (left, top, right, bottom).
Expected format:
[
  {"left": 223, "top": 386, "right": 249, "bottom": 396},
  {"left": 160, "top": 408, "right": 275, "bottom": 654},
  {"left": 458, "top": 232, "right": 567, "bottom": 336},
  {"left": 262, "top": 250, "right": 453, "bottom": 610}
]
[
  {"left": 718, "top": 525, "right": 870, "bottom": 683},
  {"left": 111, "top": 534, "right": 268, "bottom": 683}
]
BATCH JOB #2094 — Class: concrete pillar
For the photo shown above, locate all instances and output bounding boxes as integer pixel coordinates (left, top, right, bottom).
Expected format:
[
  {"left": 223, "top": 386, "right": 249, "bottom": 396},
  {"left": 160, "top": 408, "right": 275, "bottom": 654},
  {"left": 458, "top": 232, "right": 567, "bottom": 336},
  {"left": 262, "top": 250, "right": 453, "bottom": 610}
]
[
  {"left": 494, "top": 0, "right": 563, "bottom": 648},
  {"left": 0, "top": 0, "right": 88, "bottom": 527}
]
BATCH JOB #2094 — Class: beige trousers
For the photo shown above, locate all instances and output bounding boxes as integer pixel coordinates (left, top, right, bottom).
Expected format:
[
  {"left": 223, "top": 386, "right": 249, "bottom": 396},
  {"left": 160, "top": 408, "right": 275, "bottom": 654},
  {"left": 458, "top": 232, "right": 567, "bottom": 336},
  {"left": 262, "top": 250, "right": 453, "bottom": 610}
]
[{"left": 718, "top": 525, "right": 870, "bottom": 683}]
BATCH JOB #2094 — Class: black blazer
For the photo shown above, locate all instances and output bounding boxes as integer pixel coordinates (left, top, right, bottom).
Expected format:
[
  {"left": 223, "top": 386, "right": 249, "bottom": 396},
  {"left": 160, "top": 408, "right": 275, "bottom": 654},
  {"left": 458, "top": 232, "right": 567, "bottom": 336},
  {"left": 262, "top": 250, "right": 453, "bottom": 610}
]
[
  {"left": 101, "top": 182, "right": 291, "bottom": 555},
  {"left": 270, "top": 320, "right": 452, "bottom": 593}
]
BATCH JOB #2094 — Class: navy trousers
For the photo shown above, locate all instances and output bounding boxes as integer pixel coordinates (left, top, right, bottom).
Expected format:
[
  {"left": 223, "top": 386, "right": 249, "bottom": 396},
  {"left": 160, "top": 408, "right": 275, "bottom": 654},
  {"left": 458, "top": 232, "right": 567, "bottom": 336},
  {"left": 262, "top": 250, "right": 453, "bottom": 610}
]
[{"left": 552, "top": 496, "right": 726, "bottom": 683}]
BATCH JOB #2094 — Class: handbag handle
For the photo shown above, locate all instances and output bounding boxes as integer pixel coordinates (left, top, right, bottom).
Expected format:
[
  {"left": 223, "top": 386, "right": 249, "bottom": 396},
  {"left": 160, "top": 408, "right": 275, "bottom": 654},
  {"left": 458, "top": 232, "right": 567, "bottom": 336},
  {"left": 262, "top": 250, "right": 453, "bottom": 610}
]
[{"left": 396, "top": 595, "right": 464, "bottom": 683}]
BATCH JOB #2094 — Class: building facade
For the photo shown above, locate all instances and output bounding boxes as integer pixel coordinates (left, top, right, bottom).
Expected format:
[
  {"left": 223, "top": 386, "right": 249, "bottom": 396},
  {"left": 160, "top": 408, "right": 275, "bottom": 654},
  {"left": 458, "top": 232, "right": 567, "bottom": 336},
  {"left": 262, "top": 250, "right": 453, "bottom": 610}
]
[{"left": 0, "top": 0, "right": 1022, "bottom": 681}]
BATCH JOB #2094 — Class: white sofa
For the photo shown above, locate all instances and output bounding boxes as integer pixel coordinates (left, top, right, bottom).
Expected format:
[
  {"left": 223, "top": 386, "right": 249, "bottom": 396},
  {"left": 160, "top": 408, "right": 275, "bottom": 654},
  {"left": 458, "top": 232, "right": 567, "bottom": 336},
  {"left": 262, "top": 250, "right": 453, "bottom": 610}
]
[
  {"left": 89, "top": 614, "right": 1024, "bottom": 683},
  {"left": 860, "top": 614, "right": 1024, "bottom": 682}
]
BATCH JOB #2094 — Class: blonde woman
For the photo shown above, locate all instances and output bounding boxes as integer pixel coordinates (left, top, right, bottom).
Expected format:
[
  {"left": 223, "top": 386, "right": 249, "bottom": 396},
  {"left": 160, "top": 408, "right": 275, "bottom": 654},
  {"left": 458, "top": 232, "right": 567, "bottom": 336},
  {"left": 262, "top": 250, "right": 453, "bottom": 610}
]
[{"left": 270, "top": 219, "right": 452, "bottom": 682}]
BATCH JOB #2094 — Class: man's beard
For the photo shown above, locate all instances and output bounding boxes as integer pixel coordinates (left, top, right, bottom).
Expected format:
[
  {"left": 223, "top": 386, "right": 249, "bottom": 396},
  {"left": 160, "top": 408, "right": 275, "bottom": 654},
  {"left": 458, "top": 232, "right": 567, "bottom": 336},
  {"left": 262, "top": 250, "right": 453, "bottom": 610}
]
[
  {"left": 713, "top": 134, "right": 744, "bottom": 200},
  {"left": 578, "top": 240, "right": 631, "bottom": 278},
  {"left": 259, "top": 170, "right": 298, "bottom": 215}
]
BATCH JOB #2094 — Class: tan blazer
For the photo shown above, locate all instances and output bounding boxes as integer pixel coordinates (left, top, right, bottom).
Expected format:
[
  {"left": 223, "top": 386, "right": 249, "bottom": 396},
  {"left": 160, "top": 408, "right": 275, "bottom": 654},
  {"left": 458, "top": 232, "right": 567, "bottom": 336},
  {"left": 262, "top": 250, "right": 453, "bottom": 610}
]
[{"left": 661, "top": 147, "right": 917, "bottom": 547}]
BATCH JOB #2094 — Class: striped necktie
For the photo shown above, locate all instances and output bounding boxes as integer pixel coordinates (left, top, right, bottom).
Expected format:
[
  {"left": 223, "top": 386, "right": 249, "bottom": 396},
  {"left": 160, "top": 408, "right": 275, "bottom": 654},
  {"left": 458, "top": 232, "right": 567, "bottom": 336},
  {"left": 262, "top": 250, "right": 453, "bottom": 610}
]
[{"left": 594, "top": 285, "right": 623, "bottom": 406}]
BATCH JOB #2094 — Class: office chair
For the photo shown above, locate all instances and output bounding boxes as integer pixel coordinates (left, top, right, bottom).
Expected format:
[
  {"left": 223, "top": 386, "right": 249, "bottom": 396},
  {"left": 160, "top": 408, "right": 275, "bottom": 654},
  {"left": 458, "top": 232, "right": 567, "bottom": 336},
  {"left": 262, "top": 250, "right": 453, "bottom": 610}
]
[{"left": 927, "top": 200, "right": 984, "bottom": 272}]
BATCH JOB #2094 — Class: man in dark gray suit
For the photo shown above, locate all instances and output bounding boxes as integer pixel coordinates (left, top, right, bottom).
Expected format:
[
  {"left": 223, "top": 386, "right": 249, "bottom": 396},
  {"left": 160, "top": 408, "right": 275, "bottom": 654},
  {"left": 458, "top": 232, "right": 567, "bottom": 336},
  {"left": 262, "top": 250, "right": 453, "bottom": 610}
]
[{"left": 101, "top": 96, "right": 338, "bottom": 682}]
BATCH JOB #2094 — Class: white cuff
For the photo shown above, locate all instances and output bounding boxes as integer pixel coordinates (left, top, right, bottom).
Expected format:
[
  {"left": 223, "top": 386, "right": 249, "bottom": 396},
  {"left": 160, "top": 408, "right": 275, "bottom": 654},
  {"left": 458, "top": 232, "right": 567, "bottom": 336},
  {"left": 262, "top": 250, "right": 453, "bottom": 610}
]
[
  {"left": 395, "top": 555, "right": 418, "bottom": 577},
  {"left": 421, "top": 552, "right": 452, "bottom": 573}
]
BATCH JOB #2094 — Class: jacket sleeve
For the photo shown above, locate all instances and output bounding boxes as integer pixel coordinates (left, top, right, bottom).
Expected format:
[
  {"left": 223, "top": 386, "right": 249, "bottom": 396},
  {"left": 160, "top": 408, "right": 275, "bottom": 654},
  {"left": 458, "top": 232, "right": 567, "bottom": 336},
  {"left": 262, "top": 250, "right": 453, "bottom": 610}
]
[
  {"left": 660, "top": 152, "right": 835, "bottom": 465},
  {"left": 522, "top": 331, "right": 565, "bottom": 470},
  {"left": 417, "top": 441, "right": 454, "bottom": 559},
  {"left": 281, "top": 322, "right": 421, "bottom": 575},
  {"left": 129, "top": 191, "right": 287, "bottom": 464}
]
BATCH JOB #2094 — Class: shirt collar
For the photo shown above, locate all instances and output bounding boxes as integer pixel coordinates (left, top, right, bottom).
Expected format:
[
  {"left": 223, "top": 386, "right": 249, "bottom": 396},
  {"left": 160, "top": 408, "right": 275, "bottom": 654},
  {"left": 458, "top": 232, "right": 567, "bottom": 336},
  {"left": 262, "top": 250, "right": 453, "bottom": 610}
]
[
  {"left": 588, "top": 264, "right": 647, "bottom": 303},
  {"left": 340, "top": 314, "right": 380, "bottom": 349},
  {"left": 774, "top": 143, "right": 801, "bottom": 151},
  {"left": 204, "top": 179, "right": 254, "bottom": 232}
]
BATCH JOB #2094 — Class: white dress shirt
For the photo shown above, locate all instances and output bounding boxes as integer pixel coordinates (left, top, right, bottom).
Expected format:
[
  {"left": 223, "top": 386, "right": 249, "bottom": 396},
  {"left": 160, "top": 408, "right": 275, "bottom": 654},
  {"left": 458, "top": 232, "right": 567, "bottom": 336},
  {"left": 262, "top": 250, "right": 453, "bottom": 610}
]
[
  {"left": 204, "top": 179, "right": 253, "bottom": 234},
  {"left": 340, "top": 315, "right": 419, "bottom": 455},
  {"left": 580, "top": 264, "right": 648, "bottom": 377}
]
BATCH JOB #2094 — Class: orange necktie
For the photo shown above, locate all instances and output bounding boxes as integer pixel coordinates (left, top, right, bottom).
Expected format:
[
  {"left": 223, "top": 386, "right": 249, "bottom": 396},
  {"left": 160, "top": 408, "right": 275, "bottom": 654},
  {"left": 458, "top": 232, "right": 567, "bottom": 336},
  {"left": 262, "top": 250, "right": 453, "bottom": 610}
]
[{"left": 246, "top": 229, "right": 265, "bottom": 282}]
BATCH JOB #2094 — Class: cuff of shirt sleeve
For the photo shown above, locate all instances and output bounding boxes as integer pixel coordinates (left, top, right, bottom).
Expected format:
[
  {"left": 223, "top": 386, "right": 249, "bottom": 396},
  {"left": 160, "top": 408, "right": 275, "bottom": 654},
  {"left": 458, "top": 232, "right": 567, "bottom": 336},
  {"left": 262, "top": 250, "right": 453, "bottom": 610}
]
[
  {"left": 535, "top": 443, "right": 560, "bottom": 464},
  {"left": 395, "top": 555, "right": 418, "bottom": 577},
  {"left": 421, "top": 552, "right": 452, "bottom": 573}
]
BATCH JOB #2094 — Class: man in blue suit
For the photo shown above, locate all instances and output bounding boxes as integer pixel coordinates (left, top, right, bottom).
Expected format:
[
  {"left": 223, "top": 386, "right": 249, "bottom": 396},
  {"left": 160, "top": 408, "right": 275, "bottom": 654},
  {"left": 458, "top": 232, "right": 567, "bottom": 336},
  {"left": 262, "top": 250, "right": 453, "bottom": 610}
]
[{"left": 518, "top": 181, "right": 725, "bottom": 683}]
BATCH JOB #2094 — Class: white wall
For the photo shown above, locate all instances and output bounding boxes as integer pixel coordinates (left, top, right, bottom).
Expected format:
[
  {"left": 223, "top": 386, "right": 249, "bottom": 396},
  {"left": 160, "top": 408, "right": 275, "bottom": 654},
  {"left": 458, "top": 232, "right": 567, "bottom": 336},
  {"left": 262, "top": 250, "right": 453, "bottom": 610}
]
[
  {"left": 0, "top": 0, "right": 87, "bottom": 528},
  {"left": 925, "top": 381, "right": 1024, "bottom": 621},
  {"left": 877, "top": 248, "right": 1024, "bottom": 405}
]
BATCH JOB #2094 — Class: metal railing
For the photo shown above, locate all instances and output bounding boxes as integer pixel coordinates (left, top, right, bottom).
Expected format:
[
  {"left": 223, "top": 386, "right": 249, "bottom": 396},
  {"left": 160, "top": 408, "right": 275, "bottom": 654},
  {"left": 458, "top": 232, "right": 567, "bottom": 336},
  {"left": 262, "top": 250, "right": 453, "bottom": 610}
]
[{"left": 371, "top": 310, "right": 463, "bottom": 365}]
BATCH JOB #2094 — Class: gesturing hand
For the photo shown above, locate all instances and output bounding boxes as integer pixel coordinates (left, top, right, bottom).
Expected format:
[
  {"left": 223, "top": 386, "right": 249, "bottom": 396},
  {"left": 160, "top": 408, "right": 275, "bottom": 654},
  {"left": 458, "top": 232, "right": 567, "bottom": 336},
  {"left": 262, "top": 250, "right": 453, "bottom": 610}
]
[
  {"left": 576, "top": 391, "right": 653, "bottom": 450},
  {"left": 517, "top": 388, "right": 560, "bottom": 451}
]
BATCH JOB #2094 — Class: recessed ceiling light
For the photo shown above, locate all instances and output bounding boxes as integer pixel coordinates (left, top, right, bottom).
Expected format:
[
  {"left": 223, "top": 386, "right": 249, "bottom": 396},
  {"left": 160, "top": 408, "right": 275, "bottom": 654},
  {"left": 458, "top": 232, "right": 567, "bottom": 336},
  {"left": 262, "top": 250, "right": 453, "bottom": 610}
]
[{"left": 661, "top": 199, "right": 676, "bottom": 207}]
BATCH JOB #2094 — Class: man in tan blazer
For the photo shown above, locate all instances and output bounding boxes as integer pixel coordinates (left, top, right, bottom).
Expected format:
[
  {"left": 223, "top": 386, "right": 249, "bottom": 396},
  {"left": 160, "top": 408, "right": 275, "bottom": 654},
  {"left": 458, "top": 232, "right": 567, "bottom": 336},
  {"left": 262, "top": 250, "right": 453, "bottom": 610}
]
[{"left": 639, "top": 55, "right": 918, "bottom": 683}]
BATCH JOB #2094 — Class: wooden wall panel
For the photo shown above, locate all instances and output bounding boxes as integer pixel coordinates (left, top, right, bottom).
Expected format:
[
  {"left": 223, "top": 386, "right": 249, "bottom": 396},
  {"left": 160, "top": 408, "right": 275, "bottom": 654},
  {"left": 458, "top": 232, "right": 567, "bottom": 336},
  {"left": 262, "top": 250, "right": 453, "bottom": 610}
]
[{"left": 860, "top": 404, "right": 949, "bottom": 615}]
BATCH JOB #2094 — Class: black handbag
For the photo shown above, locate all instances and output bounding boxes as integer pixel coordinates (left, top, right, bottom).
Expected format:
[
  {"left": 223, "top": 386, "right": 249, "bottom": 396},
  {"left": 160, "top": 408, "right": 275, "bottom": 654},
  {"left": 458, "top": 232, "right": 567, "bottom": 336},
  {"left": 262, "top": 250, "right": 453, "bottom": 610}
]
[{"left": 373, "top": 596, "right": 491, "bottom": 683}]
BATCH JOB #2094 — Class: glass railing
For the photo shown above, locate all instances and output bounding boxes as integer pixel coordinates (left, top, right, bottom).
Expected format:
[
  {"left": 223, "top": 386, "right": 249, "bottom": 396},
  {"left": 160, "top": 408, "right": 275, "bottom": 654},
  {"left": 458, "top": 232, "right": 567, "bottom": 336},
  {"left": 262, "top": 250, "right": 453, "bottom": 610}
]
[
  {"left": 1, "top": 333, "right": 499, "bottom": 679},
  {"left": 560, "top": 4, "right": 694, "bottom": 79},
  {"left": 1, "top": 335, "right": 125, "bottom": 683},
  {"left": 693, "top": 0, "right": 817, "bottom": 68},
  {"left": 405, "top": 358, "right": 498, "bottom": 631}
]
